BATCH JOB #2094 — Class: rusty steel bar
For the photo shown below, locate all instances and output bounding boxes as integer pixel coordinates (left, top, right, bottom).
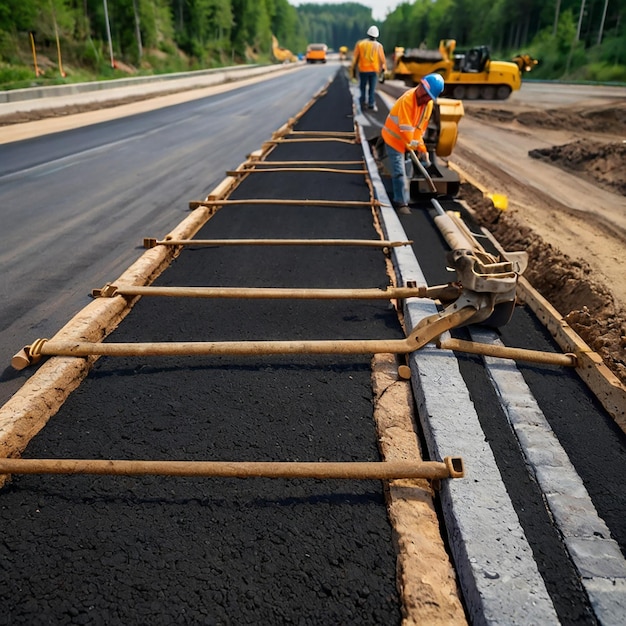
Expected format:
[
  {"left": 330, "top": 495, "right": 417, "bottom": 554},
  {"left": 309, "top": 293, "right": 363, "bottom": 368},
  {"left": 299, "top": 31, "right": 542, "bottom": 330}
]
[
  {"left": 0, "top": 457, "right": 464, "bottom": 479},
  {"left": 189, "top": 199, "right": 378, "bottom": 209},
  {"left": 244, "top": 160, "right": 364, "bottom": 166},
  {"left": 143, "top": 238, "right": 412, "bottom": 249},
  {"left": 265, "top": 138, "right": 356, "bottom": 144},
  {"left": 227, "top": 167, "right": 368, "bottom": 175},
  {"left": 30, "top": 337, "right": 424, "bottom": 358},
  {"left": 287, "top": 131, "right": 356, "bottom": 137},
  {"left": 105, "top": 285, "right": 440, "bottom": 300},
  {"left": 438, "top": 338, "right": 578, "bottom": 367},
  {"left": 12, "top": 308, "right": 477, "bottom": 369}
]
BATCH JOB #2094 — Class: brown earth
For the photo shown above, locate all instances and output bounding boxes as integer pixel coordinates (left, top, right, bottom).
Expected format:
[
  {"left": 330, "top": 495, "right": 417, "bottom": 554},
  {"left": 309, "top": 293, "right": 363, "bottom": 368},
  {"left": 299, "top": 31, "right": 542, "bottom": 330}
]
[
  {"left": 0, "top": 90, "right": 195, "bottom": 126},
  {"left": 456, "top": 99, "right": 626, "bottom": 385},
  {"left": 528, "top": 139, "right": 626, "bottom": 196},
  {"left": 1, "top": 87, "right": 625, "bottom": 386}
]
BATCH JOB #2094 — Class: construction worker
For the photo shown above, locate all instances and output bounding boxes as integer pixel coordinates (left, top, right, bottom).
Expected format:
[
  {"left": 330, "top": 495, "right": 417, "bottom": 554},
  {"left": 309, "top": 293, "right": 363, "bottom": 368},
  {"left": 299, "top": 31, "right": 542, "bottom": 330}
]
[
  {"left": 351, "top": 26, "right": 386, "bottom": 112},
  {"left": 381, "top": 73, "right": 445, "bottom": 214}
]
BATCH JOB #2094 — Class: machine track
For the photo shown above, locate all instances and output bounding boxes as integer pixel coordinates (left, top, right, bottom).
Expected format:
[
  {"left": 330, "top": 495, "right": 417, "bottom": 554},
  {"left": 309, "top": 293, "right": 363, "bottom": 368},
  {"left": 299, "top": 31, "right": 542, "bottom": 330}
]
[{"left": 0, "top": 69, "right": 624, "bottom": 624}]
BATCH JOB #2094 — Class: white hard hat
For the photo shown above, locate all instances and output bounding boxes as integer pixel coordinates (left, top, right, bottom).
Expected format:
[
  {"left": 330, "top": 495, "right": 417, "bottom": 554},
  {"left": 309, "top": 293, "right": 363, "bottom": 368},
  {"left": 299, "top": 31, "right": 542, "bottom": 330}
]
[{"left": 367, "top": 26, "right": 379, "bottom": 38}]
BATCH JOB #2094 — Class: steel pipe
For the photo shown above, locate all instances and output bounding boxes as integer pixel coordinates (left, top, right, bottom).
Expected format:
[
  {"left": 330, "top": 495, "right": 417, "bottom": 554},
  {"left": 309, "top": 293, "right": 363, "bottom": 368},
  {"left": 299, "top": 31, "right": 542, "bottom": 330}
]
[
  {"left": 28, "top": 337, "right": 423, "bottom": 358},
  {"left": 190, "top": 199, "right": 378, "bottom": 209},
  {"left": 243, "top": 160, "right": 364, "bottom": 166},
  {"left": 227, "top": 167, "right": 368, "bottom": 175},
  {"left": 0, "top": 457, "right": 464, "bottom": 479},
  {"left": 12, "top": 308, "right": 477, "bottom": 369},
  {"left": 143, "top": 238, "right": 411, "bottom": 249},
  {"left": 103, "top": 285, "right": 449, "bottom": 300},
  {"left": 438, "top": 338, "right": 578, "bottom": 367}
]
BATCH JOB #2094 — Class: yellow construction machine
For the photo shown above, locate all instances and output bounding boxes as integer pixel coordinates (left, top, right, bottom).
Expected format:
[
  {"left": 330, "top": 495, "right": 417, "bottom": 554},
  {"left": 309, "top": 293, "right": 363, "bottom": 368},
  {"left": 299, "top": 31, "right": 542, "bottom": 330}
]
[
  {"left": 384, "top": 39, "right": 537, "bottom": 100},
  {"left": 272, "top": 35, "right": 297, "bottom": 63}
]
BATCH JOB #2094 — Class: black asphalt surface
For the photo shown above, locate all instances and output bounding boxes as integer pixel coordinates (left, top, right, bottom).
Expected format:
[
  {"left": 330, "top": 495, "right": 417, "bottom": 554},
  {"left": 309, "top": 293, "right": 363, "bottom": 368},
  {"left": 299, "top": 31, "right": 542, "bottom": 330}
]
[{"left": 0, "top": 71, "right": 405, "bottom": 624}]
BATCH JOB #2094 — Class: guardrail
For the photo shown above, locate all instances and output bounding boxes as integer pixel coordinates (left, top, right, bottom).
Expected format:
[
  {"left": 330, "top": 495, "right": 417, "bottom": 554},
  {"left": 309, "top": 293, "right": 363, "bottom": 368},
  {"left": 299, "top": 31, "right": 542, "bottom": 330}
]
[{"left": 0, "top": 62, "right": 301, "bottom": 104}]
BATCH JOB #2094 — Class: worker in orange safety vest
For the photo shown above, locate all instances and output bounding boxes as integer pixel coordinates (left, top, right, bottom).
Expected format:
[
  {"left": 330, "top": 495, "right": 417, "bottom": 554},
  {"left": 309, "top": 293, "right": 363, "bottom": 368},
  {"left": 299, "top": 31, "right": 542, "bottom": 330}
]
[
  {"left": 351, "top": 25, "right": 386, "bottom": 112},
  {"left": 381, "top": 73, "right": 445, "bottom": 214}
]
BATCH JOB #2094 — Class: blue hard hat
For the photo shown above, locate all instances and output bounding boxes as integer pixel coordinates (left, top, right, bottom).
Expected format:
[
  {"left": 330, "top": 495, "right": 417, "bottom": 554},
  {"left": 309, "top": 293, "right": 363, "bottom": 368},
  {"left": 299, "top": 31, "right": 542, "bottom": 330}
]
[{"left": 421, "top": 73, "right": 445, "bottom": 99}]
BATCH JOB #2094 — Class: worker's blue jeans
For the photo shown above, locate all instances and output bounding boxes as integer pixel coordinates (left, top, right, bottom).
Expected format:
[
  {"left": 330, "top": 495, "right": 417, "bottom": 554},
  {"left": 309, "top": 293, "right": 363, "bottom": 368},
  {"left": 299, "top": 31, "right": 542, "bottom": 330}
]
[
  {"left": 359, "top": 71, "right": 378, "bottom": 108},
  {"left": 386, "top": 145, "right": 409, "bottom": 206}
]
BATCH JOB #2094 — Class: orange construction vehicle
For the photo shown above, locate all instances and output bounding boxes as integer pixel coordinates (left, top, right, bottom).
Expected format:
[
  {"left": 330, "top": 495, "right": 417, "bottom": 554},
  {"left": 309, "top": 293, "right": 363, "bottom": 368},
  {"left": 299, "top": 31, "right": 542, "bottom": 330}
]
[{"left": 305, "top": 43, "right": 328, "bottom": 64}]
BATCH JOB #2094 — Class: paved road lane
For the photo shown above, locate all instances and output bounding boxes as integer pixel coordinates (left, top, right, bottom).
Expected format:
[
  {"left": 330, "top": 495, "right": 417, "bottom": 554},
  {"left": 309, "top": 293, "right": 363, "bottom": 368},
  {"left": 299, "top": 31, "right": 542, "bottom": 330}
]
[{"left": 0, "top": 65, "right": 338, "bottom": 405}]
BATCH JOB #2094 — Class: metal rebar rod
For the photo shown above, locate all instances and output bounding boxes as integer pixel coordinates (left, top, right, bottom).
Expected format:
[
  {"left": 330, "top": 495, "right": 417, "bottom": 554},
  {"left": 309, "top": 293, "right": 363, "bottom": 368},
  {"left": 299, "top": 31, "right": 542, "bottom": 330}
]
[
  {"left": 266, "top": 138, "right": 356, "bottom": 144},
  {"left": 0, "top": 458, "right": 464, "bottom": 479},
  {"left": 35, "top": 338, "right": 418, "bottom": 358},
  {"left": 143, "top": 238, "right": 411, "bottom": 249},
  {"left": 227, "top": 167, "right": 368, "bottom": 175},
  {"left": 12, "top": 308, "right": 477, "bottom": 370},
  {"left": 287, "top": 131, "right": 356, "bottom": 137},
  {"left": 110, "top": 286, "right": 434, "bottom": 300},
  {"left": 190, "top": 199, "right": 377, "bottom": 208},
  {"left": 244, "top": 160, "right": 364, "bottom": 166},
  {"left": 190, "top": 198, "right": 378, "bottom": 206},
  {"left": 438, "top": 338, "right": 578, "bottom": 367}
]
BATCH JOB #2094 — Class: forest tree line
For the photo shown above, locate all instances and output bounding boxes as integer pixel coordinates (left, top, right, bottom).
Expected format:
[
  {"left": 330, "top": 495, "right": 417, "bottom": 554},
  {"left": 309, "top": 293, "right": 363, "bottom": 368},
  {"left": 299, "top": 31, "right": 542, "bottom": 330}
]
[
  {"left": 382, "top": 0, "right": 626, "bottom": 81},
  {"left": 0, "top": 0, "right": 624, "bottom": 87}
]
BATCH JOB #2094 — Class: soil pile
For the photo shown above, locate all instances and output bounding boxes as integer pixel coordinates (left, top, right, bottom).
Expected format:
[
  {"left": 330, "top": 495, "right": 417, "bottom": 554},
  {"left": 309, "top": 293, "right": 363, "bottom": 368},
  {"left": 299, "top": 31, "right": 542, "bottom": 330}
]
[
  {"left": 528, "top": 140, "right": 626, "bottom": 196},
  {"left": 467, "top": 101, "right": 626, "bottom": 134},
  {"left": 468, "top": 102, "right": 626, "bottom": 196}
]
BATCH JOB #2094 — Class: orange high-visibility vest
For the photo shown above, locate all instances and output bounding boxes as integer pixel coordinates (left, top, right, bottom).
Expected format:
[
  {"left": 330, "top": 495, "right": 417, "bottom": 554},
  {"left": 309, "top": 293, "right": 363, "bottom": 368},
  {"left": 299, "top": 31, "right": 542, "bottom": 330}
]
[
  {"left": 381, "top": 89, "right": 433, "bottom": 154},
  {"left": 352, "top": 39, "right": 386, "bottom": 73}
]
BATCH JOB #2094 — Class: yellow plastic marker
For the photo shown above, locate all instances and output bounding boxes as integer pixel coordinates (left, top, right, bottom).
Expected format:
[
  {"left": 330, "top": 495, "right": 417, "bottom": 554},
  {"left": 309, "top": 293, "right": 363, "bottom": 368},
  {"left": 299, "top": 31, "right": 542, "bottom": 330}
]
[{"left": 487, "top": 193, "right": 508, "bottom": 211}]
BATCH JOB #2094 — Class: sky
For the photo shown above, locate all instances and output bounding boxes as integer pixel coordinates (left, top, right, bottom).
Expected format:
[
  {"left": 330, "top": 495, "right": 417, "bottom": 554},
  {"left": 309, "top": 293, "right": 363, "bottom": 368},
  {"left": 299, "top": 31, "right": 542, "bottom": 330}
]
[{"left": 295, "top": 0, "right": 402, "bottom": 22}]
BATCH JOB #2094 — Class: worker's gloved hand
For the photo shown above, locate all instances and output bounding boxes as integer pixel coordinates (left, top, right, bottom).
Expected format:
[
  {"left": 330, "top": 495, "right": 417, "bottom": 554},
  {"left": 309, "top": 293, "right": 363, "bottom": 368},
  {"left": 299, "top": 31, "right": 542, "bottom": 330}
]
[{"left": 408, "top": 140, "right": 420, "bottom": 150}]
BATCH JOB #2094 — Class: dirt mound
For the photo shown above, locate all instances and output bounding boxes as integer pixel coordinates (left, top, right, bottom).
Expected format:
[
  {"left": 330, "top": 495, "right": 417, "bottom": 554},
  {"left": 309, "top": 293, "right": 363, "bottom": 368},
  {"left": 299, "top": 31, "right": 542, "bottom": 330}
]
[
  {"left": 460, "top": 183, "right": 626, "bottom": 385},
  {"left": 529, "top": 139, "right": 626, "bottom": 195},
  {"left": 467, "top": 101, "right": 626, "bottom": 135},
  {"left": 517, "top": 102, "right": 626, "bottom": 133}
]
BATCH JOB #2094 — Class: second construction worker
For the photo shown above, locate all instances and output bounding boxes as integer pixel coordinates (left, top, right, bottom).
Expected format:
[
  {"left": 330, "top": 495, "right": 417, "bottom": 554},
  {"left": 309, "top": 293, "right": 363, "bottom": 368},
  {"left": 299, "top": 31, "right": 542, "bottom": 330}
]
[
  {"left": 351, "top": 26, "right": 386, "bottom": 112},
  {"left": 381, "top": 73, "right": 445, "bottom": 214}
]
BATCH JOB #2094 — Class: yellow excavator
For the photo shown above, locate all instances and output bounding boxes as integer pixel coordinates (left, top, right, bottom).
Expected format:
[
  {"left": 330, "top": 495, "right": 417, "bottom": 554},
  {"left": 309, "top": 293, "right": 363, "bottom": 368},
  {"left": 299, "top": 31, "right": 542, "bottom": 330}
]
[
  {"left": 384, "top": 39, "right": 537, "bottom": 100},
  {"left": 272, "top": 35, "right": 297, "bottom": 63}
]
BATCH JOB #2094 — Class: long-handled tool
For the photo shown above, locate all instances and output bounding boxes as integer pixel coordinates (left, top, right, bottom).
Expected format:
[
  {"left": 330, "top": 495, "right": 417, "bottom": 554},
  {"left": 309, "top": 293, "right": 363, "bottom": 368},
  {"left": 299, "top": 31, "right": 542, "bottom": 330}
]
[{"left": 407, "top": 146, "right": 437, "bottom": 194}]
